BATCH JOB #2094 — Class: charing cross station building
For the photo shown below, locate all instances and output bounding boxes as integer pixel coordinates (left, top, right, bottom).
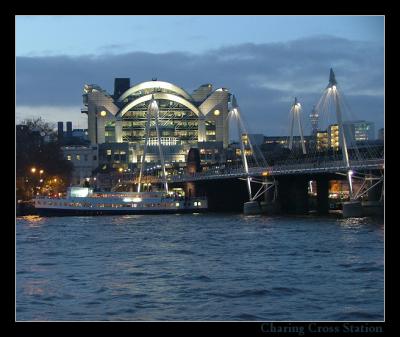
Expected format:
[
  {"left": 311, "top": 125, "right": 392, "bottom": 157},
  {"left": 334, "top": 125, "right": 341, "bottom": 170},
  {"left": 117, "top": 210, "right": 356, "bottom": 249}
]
[{"left": 81, "top": 78, "right": 231, "bottom": 167}]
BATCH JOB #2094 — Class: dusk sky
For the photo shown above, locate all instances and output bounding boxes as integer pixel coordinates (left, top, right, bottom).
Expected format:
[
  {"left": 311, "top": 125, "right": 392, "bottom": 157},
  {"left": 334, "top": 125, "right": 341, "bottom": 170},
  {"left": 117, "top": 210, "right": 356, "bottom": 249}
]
[{"left": 16, "top": 15, "right": 384, "bottom": 136}]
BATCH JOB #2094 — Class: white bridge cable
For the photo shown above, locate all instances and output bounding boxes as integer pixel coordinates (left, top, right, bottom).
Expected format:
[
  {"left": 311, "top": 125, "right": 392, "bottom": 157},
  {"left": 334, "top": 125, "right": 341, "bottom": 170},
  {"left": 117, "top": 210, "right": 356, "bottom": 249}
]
[
  {"left": 235, "top": 109, "right": 268, "bottom": 167},
  {"left": 336, "top": 88, "right": 382, "bottom": 161}
]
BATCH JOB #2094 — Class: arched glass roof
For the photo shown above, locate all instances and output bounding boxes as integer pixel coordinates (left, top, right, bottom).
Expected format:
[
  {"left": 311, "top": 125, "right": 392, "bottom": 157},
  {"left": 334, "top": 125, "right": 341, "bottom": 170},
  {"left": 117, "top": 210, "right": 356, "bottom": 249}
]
[
  {"left": 117, "top": 93, "right": 201, "bottom": 117},
  {"left": 118, "top": 81, "right": 192, "bottom": 102}
]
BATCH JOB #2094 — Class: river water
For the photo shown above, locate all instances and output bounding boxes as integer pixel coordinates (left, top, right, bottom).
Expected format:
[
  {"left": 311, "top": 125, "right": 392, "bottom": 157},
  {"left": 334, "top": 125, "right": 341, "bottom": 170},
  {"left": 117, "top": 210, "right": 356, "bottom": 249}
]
[{"left": 16, "top": 213, "right": 384, "bottom": 321}]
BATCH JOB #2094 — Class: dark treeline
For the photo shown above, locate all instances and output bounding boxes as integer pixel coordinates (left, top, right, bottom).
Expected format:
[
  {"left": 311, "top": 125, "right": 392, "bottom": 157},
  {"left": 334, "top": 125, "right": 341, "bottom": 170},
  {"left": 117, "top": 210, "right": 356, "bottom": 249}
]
[{"left": 16, "top": 118, "right": 73, "bottom": 200}]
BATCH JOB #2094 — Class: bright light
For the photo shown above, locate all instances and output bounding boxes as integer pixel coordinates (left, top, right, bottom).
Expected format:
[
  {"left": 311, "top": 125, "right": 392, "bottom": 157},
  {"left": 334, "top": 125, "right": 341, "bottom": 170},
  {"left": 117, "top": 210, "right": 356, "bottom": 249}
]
[
  {"left": 123, "top": 197, "right": 142, "bottom": 203},
  {"left": 118, "top": 167, "right": 123, "bottom": 173},
  {"left": 348, "top": 170, "right": 354, "bottom": 176},
  {"left": 100, "top": 110, "right": 107, "bottom": 117},
  {"left": 332, "top": 85, "right": 336, "bottom": 90},
  {"left": 69, "top": 187, "right": 90, "bottom": 198},
  {"left": 198, "top": 201, "right": 201, "bottom": 206},
  {"left": 214, "top": 109, "right": 220, "bottom": 116},
  {"left": 39, "top": 169, "right": 44, "bottom": 174},
  {"left": 175, "top": 202, "right": 180, "bottom": 207},
  {"left": 53, "top": 178, "right": 57, "bottom": 183},
  {"left": 261, "top": 171, "right": 269, "bottom": 176},
  {"left": 31, "top": 167, "right": 36, "bottom": 173},
  {"left": 194, "top": 202, "right": 198, "bottom": 206}
]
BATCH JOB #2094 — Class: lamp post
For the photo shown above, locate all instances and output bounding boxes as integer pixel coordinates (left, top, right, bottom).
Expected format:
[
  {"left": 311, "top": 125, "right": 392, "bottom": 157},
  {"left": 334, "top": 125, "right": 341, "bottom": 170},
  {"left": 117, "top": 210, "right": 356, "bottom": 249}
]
[{"left": 29, "top": 167, "right": 37, "bottom": 199}]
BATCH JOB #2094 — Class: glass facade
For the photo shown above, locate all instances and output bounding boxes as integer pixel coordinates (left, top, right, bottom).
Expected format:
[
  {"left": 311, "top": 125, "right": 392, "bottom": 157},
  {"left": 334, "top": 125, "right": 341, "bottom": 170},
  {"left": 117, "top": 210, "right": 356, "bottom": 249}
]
[{"left": 121, "top": 99, "right": 199, "bottom": 146}]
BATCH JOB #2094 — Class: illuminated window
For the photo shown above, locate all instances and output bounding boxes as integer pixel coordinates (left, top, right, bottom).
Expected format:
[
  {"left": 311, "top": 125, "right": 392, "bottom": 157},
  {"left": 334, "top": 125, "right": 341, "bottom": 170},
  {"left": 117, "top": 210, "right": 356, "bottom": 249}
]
[
  {"left": 67, "top": 155, "right": 71, "bottom": 160},
  {"left": 76, "top": 155, "right": 80, "bottom": 160},
  {"left": 107, "top": 149, "right": 112, "bottom": 155}
]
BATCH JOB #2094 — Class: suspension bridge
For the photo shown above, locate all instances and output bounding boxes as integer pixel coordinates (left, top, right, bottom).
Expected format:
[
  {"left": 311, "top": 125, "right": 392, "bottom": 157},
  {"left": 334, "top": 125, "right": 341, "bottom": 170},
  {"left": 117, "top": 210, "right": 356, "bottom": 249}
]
[{"left": 108, "top": 69, "right": 384, "bottom": 216}]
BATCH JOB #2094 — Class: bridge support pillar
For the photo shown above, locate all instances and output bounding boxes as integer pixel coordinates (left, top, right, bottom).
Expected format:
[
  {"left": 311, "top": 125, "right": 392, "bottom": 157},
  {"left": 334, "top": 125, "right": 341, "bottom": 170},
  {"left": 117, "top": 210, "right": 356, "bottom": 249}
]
[
  {"left": 362, "top": 172, "right": 383, "bottom": 217},
  {"left": 342, "top": 201, "right": 363, "bottom": 217},
  {"left": 260, "top": 178, "right": 280, "bottom": 215},
  {"left": 185, "top": 181, "right": 196, "bottom": 198},
  {"left": 243, "top": 201, "right": 262, "bottom": 215},
  {"left": 277, "top": 176, "right": 309, "bottom": 214},
  {"left": 367, "top": 176, "right": 382, "bottom": 202},
  {"left": 316, "top": 177, "right": 329, "bottom": 215}
]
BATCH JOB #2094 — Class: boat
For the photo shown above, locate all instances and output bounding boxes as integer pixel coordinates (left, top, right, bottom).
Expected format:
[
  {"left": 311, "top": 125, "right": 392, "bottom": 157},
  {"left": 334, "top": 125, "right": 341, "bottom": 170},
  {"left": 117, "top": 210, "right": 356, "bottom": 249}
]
[{"left": 34, "top": 187, "right": 207, "bottom": 216}]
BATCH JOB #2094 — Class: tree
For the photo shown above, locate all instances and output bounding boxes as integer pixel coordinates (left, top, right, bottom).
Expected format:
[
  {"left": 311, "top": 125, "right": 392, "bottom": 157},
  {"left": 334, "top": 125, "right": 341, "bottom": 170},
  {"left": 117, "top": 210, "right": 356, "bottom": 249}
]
[
  {"left": 19, "top": 117, "right": 55, "bottom": 136},
  {"left": 16, "top": 118, "right": 73, "bottom": 200}
]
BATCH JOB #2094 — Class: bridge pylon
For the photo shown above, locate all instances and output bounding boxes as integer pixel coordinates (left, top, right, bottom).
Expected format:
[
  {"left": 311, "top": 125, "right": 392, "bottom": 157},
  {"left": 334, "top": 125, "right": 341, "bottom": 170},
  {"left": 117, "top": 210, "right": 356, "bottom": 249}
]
[
  {"left": 137, "top": 96, "right": 168, "bottom": 193},
  {"left": 228, "top": 95, "right": 277, "bottom": 214},
  {"left": 289, "top": 97, "right": 307, "bottom": 154}
]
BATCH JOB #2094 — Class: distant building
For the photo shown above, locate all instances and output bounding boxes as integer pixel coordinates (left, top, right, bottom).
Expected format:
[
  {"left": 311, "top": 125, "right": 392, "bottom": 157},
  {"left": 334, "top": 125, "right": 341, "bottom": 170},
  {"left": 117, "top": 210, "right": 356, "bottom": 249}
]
[
  {"left": 378, "top": 128, "right": 384, "bottom": 141},
  {"left": 72, "top": 129, "right": 89, "bottom": 141},
  {"left": 246, "top": 134, "right": 265, "bottom": 147},
  {"left": 66, "top": 121, "right": 72, "bottom": 138},
  {"left": 57, "top": 121, "right": 89, "bottom": 145},
  {"left": 113, "top": 78, "right": 130, "bottom": 99},
  {"left": 309, "top": 106, "right": 319, "bottom": 136},
  {"left": 98, "top": 143, "right": 131, "bottom": 171},
  {"left": 316, "top": 131, "right": 329, "bottom": 151},
  {"left": 264, "top": 136, "right": 288, "bottom": 147},
  {"left": 343, "top": 120, "right": 375, "bottom": 147},
  {"left": 62, "top": 145, "right": 98, "bottom": 185},
  {"left": 57, "top": 122, "right": 64, "bottom": 141},
  {"left": 263, "top": 135, "right": 312, "bottom": 151},
  {"left": 328, "top": 124, "right": 339, "bottom": 150},
  {"left": 322, "top": 120, "right": 375, "bottom": 150},
  {"left": 198, "top": 141, "right": 224, "bottom": 164}
]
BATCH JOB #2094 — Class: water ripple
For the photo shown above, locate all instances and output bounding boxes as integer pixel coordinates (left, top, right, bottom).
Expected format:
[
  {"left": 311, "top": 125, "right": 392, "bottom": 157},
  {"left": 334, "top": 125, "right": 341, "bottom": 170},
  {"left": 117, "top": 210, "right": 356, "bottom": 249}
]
[{"left": 16, "top": 213, "right": 384, "bottom": 321}]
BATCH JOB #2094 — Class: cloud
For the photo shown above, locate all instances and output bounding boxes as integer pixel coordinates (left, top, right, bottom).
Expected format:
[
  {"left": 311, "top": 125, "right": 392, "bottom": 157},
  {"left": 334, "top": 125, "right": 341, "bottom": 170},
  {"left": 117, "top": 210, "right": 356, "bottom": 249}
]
[
  {"left": 16, "top": 105, "right": 87, "bottom": 127},
  {"left": 16, "top": 35, "right": 384, "bottom": 135}
]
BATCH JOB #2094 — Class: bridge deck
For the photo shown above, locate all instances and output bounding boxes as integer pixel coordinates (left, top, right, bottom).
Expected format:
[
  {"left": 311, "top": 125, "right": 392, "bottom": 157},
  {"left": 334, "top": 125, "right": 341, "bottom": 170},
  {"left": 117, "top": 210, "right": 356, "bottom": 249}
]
[{"left": 113, "top": 159, "right": 384, "bottom": 184}]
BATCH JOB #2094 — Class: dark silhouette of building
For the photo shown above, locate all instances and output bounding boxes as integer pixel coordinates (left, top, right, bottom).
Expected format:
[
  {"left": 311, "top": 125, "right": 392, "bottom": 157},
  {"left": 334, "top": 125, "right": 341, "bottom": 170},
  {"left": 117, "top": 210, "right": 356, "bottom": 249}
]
[
  {"left": 57, "top": 121, "right": 64, "bottom": 141},
  {"left": 113, "top": 78, "right": 131, "bottom": 99},
  {"left": 187, "top": 148, "right": 202, "bottom": 174},
  {"left": 66, "top": 121, "right": 73, "bottom": 138}
]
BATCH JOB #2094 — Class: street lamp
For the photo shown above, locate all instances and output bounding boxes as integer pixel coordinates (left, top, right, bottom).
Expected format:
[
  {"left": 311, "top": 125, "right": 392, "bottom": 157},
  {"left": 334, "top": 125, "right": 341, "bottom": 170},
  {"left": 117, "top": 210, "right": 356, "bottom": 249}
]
[{"left": 31, "top": 167, "right": 36, "bottom": 173}]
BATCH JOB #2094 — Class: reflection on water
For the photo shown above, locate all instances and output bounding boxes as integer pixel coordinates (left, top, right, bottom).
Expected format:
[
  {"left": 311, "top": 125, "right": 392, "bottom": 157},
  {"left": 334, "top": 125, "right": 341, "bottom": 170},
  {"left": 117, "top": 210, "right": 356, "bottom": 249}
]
[
  {"left": 20, "top": 215, "right": 44, "bottom": 228},
  {"left": 16, "top": 213, "right": 384, "bottom": 321}
]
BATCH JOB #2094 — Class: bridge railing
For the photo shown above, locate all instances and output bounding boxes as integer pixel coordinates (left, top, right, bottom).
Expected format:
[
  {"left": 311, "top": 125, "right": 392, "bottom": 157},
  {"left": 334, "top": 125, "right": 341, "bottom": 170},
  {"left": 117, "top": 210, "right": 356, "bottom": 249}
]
[
  {"left": 113, "top": 157, "right": 384, "bottom": 184},
  {"left": 166, "top": 158, "right": 383, "bottom": 182}
]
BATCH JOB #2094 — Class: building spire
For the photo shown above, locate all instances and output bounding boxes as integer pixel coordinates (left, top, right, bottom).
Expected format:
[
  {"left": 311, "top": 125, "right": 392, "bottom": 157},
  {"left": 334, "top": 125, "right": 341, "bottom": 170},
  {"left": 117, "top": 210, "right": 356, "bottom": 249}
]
[
  {"left": 328, "top": 68, "right": 337, "bottom": 87},
  {"left": 231, "top": 94, "right": 238, "bottom": 109},
  {"left": 310, "top": 105, "right": 319, "bottom": 135}
]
